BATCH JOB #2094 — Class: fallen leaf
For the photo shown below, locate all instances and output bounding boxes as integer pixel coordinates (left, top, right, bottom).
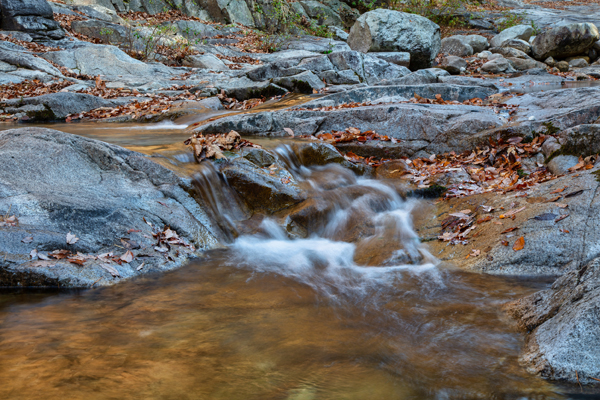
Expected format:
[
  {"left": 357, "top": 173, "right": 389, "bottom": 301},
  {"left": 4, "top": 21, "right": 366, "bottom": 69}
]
[
  {"left": 555, "top": 214, "right": 570, "bottom": 223},
  {"left": 66, "top": 232, "right": 79, "bottom": 245},
  {"left": 550, "top": 187, "right": 566, "bottom": 194},
  {"left": 545, "top": 196, "right": 561, "bottom": 202},
  {"left": 120, "top": 250, "right": 134, "bottom": 263},
  {"left": 21, "top": 236, "right": 33, "bottom": 243},
  {"left": 564, "top": 190, "right": 584, "bottom": 198},
  {"left": 533, "top": 213, "right": 558, "bottom": 221},
  {"left": 556, "top": 203, "right": 569, "bottom": 208},
  {"left": 30, "top": 249, "right": 38, "bottom": 259},
  {"left": 101, "top": 263, "right": 120, "bottom": 277},
  {"left": 476, "top": 216, "right": 492, "bottom": 224},
  {"left": 30, "top": 261, "right": 56, "bottom": 268},
  {"left": 560, "top": 229, "right": 570, "bottom": 233},
  {"left": 501, "top": 240, "right": 509, "bottom": 246},
  {"left": 513, "top": 236, "right": 525, "bottom": 251},
  {"left": 501, "top": 227, "right": 519, "bottom": 234},
  {"left": 493, "top": 221, "right": 503, "bottom": 225},
  {"left": 136, "top": 262, "right": 145, "bottom": 271},
  {"left": 284, "top": 127, "right": 294, "bottom": 137},
  {"left": 459, "top": 209, "right": 472, "bottom": 214}
]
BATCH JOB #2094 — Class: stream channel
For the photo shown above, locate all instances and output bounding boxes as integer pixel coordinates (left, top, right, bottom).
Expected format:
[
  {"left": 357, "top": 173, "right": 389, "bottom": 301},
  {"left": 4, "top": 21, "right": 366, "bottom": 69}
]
[{"left": 0, "top": 93, "right": 591, "bottom": 399}]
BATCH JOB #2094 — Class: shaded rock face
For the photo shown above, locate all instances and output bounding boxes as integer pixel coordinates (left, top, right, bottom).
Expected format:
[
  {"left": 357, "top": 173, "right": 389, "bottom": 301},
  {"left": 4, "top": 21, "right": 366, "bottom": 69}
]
[
  {"left": 490, "top": 24, "right": 533, "bottom": 48},
  {"left": 506, "top": 257, "right": 600, "bottom": 384},
  {"left": 532, "top": 23, "right": 600, "bottom": 60},
  {"left": 347, "top": 9, "right": 441, "bottom": 70},
  {"left": 0, "top": 128, "right": 219, "bottom": 288},
  {"left": 0, "top": 0, "right": 65, "bottom": 40}
]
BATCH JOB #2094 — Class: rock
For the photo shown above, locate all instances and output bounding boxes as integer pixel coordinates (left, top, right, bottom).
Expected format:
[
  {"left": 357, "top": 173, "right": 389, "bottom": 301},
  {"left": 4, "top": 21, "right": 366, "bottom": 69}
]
[
  {"left": 0, "top": 30, "right": 33, "bottom": 41},
  {"left": 415, "top": 165, "right": 600, "bottom": 276},
  {"left": 72, "top": 4, "right": 123, "bottom": 23},
  {"left": 222, "top": 78, "right": 288, "bottom": 101},
  {"left": 369, "top": 52, "right": 410, "bottom": 67},
  {"left": 347, "top": 9, "right": 441, "bottom": 70},
  {"left": 490, "top": 46, "right": 530, "bottom": 59},
  {"left": 173, "top": 20, "right": 219, "bottom": 40},
  {"left": 0, "top": 46, "right": 63, "bottom": 78},
  {"left": 0, "top": 0, "right": 65, "bottom": 40},
  {"left": 300, "top": 84, "right": 498, "bottom": 108},
  {"left": 531, "top": 23, "right": 600, "bottom": 60},
  {"left": 374, "top": 160, "right": 409, "bottom": 179},
  {"left": 0, "top": 92, "right": 119, "bottom": 121},
  {"left": 552, "top": 124, "right": 600, "bottom": 157},
  {"left": 481, "top": 58, "right": 516, "bottom": 73},
  {"left": 568, "top": 57, "right": 589, "bottom": 68},
  {"left": 329, "top": 26, "right": 348, "bottom": 41},
  {"left": 361, "top": 53, "right": 410, "bottom": 84},
  {"left": 464, "top": 35, "right": 490, "bottom": 53},
  {"left": 0, "top": 128, "right": 218, "bottom": 288},
  {"left": 197, "top": 0, "right": 255, "bottom": 27},
  {"left": 506, "top": 57, "right": 547, "bottom": 71},
  {"left": 506, "top": 257, "right": 600, "bottom": 384},
  {"left": 299, "top": 1, "right": 343, "bottom": 27},
  {"left": 546, "top": 155, "right": 580, "bottom": 175},
  {"left": 182, "top": 54, "right": 229, "bottom": 70},
  {"left": 242, "top": 148, "right": 276, "bottom": 168},
  {"left": 376, "top": 69, "right": 437, "bottom": 86},
  {"left": 318, "top": 69, "right": 360, "bottom": 84},
  {"left": 193, "top": 101, "right": 505, "bottom": 157},
  {"left": 544, "top": 56, "right": 555, "bottom": 67},
  {"left": 273, "top": 70, "right": 325, "bottom": 93},
  {"left": 477, "top": 50, "right": 492, "bottom": 59},
  {"left": 282, "top": 36, "right": 350, "bottom": 53},
  {"left": 70, "top": 19, "right": 130, "bottom": 44},
  {"left": 40, "top": 43, "right": 174, "bottom": 77},
  {"left": 441, "top": 36, "right": 473, "bottom": 57},
  {"left": 502, "top": 38, "right": 531, "bottom": 54},
  {"left": 219, "top": 159, "right": 306, "bottom": 215},
  {"left": 490, "top": 25, "right": 534, "bottom": 48},
  {"left": 556, "top": 61, "right": 569, "bottom": 72},
  {"left": 440, "top": 55, "right": 467, "bottom": 75},
  {"left": 294, "top": 142, "right": 360, "bottom": 172}
]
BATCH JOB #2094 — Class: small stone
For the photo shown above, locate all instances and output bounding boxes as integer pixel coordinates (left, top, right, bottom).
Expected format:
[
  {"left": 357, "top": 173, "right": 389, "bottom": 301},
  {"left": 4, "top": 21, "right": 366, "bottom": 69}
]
[
  {"left": 440, "top": 55, "right": 467, "bottom": 75},
  {"left": 477, "top": 51, "right": 492, "bottom": 59},
  {"left": 544, "top": 56, "right": 555, "bottom": 67},
  {"left": 556, "top": 61, "right": 570, "bottom": 72}
]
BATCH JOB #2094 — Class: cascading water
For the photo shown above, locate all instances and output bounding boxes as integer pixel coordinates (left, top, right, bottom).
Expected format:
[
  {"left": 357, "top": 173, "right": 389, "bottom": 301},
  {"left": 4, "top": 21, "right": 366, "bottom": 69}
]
[{"left": 0, "top": 143, "right": 567, "bottom": 400}]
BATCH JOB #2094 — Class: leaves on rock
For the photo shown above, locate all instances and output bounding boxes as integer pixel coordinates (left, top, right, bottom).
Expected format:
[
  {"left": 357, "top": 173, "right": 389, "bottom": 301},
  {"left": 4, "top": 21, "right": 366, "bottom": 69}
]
[
  {"left": 66, "top": 232, "right": 79, "bottom": 245},
  {"left": 185, "top": 130, "right": 260, "bottom": 162},
  {"left": 513, "top": 236, "right": 525, "bottom": 251},
  {"left": 101, "top": 263, "right": 121, "bottom": 277},
  {"left": 533, "top": 213, "right": 558, "bottom": 221}
]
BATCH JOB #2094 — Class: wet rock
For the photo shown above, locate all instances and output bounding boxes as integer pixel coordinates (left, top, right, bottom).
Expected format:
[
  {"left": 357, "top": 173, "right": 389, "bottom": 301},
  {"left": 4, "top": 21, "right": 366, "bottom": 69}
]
[
  {"left": 417, "top": 166, "right": 600, "bottom": 276},
  {"left": 490, "top": 25, "right": 534, "bottom": 48},
  {"left": 531, "top": 23, "right": 600, "bottom": 60},
  {"left": 221, "top": 79, "right": 288, "bottom": 101},
  {"left": 374, "top": 160, "right": 409, "bottom": 179},
  {"left": 347, "top": 9, "right": 441, "bottom": 70},
  {"left": 440, "top": 56, "right": 467, "bottom": 75},
  {"left": 273, "top": 70, "right": 325, "bottom": 93},
  {"left": 481, "top": 58, "right": 516, "bottom": 73},
  {"left": 0, "top": 0, "right": 65, "bottom": 40},
  {"left": 294, "top": 142, "right": 368, "bottom": 174},
  {"left": 182, "top": 54, "right": 229, "bottom": 70},
  {"left": 242, "top": 148, "right": 276, "bottom": 168},
  {"left": 546, "top": 155, "right": 580, "bottom": 175},
  {"left": 506, "top": 257, "right": 600, "bottom": 384},
  {"left": 0, "top": 128, "right": 218, "bottom": 288},
  {"left": 441, "top": 36, "right": 473, "bottom": 57},
  {"left": 0, "top": 92, "right": 119, "bottom": 121},
  {"left": 219, "top": 159, "right": 306, "bottom": 215}
]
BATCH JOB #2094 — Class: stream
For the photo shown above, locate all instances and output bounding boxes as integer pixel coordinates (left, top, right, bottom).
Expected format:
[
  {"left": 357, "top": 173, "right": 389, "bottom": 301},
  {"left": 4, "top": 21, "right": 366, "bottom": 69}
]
[{"left": 0, "top": 95, "right": 589, "bottom": 400}]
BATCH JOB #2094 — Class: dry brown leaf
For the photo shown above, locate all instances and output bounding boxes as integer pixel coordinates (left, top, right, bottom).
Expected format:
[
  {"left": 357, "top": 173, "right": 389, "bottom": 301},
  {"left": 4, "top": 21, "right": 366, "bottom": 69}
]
[
  {"left": 513, "top": 236, "right": 525, "bottom": 251},
  {"left": 120, "top": 250, "right": 134, "bottom": 263},
  {"left": 283, "top": 127, "right": 294, "bottom": 137},
  {"left": 101, "top": 263, "right": 121, "bottom": 277}
]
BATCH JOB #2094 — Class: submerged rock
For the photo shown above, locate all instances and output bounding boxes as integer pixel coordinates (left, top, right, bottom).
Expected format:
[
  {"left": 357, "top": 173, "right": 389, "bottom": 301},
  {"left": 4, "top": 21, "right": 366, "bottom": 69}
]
[{"left": 0, "top": 128, "right": 219, "bottom": 288}]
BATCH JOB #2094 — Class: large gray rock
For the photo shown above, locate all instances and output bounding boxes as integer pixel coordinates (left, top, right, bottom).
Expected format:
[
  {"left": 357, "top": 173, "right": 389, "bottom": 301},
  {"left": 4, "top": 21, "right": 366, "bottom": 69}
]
[
  {"left": 0, "top": 0, "right": 65, "bottom": 40},
  {"left": 0, "top": 45, "right": 64, "bottom": 77},
  {"left": 440, "top": 36, "right": 473, "bottom": 57},
  {"left": 192, "top": 101, "right": 505, "bottom": 157},
  {"left": 40, "top": 43, "right": 174, "bottom": 77},
  {"left": 0, "top": 92, "right": 118, "bottom": 121},
  {"left": 347, "top": 9, "right": 441, "bottom": 70},
  {"left": 502, "top": 38, "right": 531, "bottom": 54},
  {"left": 490, "top": 25, "right": 533, "bottom": 48},
  {"left": 440, "top": 55, "right": 467, "bottom": 75},
  {"left": 299, "top": 1, "right": 343, "bottom": 27},
  {"left": 182, "top": 53, "right": 229, "bottom": 70},
  {"left": 0, "top": 128, "right": 219, "bottom": 288},
  {"left": 70, "top": 19, "right": 130, "bottom": 44},
  {"left": 481, "top": 58, "right": 516, "bottom": 73},
  {"left": 273, "top": 70, "right": 325, "bottom": 93},
  {"left": 507, "top": 257, "right": 600, "bottom": 384},
  {"left": 532, "top": 23, "right": 600, "bottom": 60},
  {"left": 369, "top": 51, "right": 410, "bottom": 67}
]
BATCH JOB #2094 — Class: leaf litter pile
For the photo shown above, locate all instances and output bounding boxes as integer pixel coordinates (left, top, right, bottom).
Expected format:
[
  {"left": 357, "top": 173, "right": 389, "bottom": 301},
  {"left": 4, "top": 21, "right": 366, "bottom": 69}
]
[{"left": 185, "top": 130, "right": 261, "bottom": 161}]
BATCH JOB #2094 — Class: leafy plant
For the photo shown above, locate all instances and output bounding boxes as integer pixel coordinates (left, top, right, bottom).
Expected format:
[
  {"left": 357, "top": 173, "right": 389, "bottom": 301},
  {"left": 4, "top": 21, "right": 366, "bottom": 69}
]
[
  {"left": 392, "top": 0, "right": 468, "bottom": 27},
  {"left": 495, "top": 11, "right": 525, "bottom": 32}
]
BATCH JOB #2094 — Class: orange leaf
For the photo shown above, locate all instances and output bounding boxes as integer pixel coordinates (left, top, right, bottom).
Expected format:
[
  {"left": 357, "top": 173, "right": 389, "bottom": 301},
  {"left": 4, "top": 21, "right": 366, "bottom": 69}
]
[{"left": 513, "top": 236, "right": 525, "bottom": 251}]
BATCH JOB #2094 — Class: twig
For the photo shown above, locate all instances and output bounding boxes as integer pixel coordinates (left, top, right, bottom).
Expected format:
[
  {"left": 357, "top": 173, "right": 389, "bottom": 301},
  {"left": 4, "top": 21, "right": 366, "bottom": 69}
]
[
  {"left": 90, "top": 278, "right": 102, "bottom": 288},
  {"left": 591, "top": 377, "right": 600, "bottom": 382},
  {"left": 576, "top": 371, "right": 583, "bottom": 391}
]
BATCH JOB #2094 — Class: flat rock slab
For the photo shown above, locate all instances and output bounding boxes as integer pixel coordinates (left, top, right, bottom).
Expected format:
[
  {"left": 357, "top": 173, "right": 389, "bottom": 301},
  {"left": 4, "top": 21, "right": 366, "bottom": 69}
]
[
  {"left": 0, "top": 128, "right": 219, "bottom": 288},
  {"left": 415, "top": 166, "right": 600, "bottom": 276},
  {"left": 193, "top": 101, "right": 506, "bottom": 157}
]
